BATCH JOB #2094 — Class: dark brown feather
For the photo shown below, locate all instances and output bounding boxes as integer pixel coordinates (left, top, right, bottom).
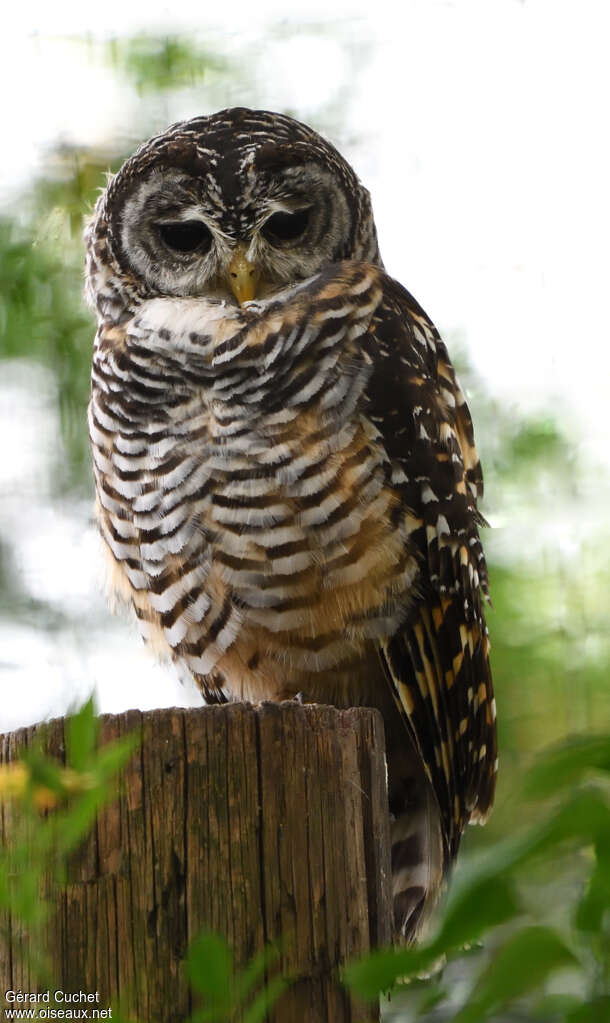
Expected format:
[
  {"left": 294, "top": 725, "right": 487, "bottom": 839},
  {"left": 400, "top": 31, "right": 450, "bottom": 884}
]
[{"left": 367, "top": 276, "right": 497, "bottom": 858}]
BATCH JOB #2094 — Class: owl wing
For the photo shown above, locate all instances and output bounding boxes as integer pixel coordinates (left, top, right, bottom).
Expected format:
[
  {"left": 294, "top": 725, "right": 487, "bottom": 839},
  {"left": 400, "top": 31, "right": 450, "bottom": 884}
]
[{"left": 365, "top": 274, "right": 497, "bottom": 859}]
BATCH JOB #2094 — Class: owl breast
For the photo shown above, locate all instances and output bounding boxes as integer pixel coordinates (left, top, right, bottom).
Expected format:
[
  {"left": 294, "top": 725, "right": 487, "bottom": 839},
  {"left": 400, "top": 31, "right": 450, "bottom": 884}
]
[{"left": 89, "top": 283, "right": 420, "bottom": 703}]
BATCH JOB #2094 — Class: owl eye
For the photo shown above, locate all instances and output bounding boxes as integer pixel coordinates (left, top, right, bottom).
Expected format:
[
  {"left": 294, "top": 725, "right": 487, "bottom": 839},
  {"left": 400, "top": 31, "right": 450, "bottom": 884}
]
[
  {"left": 157, "top": 221, "right": 213, "bottom": 255},
  {"left": 262, "top": 208, "right": 311, "bottom": 243}
]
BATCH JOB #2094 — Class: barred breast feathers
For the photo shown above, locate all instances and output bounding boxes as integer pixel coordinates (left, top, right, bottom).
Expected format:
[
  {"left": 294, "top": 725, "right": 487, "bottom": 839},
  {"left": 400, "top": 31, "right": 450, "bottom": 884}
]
[
  {"left": 89, "top": 263, "right": 419, "bottom": 702},
  {"left": 89, "top": 259, "right": 496, "bottom": 857}
]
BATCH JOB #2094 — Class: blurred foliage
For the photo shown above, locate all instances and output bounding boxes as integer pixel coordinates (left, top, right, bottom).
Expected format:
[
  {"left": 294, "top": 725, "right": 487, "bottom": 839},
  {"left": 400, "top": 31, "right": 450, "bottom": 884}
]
[
  {"left": 107, "top": 34, "right": 228, "bottom": 94},
  {"left": 0, "top": 216, "right": 92, "bottom": 487},
  {"left": 344, "top": 733, "right": 610, "bottom": 1022},
  {"left": 0, "top": 698, "right": 138, "bottom": 983},
  {"left": 184, "top": 933, "right": 286, "bottom": 1023}
]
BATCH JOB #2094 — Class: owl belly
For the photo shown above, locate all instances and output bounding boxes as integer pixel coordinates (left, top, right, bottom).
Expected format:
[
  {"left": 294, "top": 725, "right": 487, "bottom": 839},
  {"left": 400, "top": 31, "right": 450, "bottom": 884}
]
[
  {"left": 205, "top": 496, "right": 415, "bottom": 703},
  {"left": 93, "top": 396, "right": 419, "bottom": 704}
]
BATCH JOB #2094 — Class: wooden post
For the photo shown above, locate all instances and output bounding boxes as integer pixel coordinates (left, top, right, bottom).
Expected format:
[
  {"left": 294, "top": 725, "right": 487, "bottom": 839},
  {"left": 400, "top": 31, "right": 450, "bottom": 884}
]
[{"left": 0, "top": 704, "right": 392, "bottom": 1022}]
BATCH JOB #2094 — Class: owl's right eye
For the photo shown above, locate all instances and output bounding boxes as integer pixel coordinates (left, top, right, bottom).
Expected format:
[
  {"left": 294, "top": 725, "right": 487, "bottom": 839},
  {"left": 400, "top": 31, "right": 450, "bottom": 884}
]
[
  {"left": 262, "top": 208, "right": 311, "bottom": 244},
  {"left": 157, "top": 221, "right": 213, "bottom": 255}
]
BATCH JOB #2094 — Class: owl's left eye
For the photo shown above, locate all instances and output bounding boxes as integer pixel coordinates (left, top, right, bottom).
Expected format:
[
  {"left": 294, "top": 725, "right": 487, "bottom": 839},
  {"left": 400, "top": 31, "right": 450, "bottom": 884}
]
[
  {"left": 262, "top": 208, "right": 311, "bottom": 244},
  {"left": 157, "top": 221, "right": 213, "bottom": 255}
]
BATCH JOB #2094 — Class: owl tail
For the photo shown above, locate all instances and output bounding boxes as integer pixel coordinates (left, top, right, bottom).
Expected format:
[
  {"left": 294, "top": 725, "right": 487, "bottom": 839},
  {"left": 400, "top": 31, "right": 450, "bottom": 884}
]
[{"left": 390, "top": 778, "right": 445, "bottom": 943}]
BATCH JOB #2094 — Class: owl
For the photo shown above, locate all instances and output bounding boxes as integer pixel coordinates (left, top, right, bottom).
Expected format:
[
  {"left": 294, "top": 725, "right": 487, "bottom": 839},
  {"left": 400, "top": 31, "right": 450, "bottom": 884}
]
[{"left": 85, "top": 108, "right": 497, "bottom": 941}]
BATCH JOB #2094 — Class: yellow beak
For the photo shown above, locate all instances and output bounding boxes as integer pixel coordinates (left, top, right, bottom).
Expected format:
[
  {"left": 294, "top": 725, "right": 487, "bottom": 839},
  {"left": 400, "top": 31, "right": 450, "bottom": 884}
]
[{"left": 227, "top": 243, "right": 259, "bottom": 304}]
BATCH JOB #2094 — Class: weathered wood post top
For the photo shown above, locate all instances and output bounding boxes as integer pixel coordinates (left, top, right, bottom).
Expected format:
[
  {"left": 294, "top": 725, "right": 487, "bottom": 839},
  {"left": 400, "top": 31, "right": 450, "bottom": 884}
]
[{"left": 1, "top": 702, "right": 393, "bottom": 1022}]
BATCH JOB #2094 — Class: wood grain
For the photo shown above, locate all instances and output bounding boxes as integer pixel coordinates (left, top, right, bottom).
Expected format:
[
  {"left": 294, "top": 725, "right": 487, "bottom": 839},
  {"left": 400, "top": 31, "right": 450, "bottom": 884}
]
[{"left": 0, "top": 704, "right": 392, "bottom": 1022}]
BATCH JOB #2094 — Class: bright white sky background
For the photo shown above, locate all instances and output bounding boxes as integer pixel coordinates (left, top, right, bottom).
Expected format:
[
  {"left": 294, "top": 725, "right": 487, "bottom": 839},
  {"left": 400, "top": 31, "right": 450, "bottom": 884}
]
[{"left": 1, "top": 0, "right": 609, "bottom": 730}]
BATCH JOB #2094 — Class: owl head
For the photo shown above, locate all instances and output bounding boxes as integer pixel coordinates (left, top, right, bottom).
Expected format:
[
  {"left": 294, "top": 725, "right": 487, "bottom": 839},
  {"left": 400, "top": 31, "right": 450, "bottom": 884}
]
[{"left": 85, "top": 107, "right": 381, "bottom": 321}]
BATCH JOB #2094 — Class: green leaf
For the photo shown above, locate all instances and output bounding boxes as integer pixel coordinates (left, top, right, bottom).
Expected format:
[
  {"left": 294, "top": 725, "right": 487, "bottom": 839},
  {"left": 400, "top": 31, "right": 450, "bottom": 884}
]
[
  {"left": 523, "top": 735, "right": 610, "bottom": 800},
  {"left": 532, "top": 993, "right": 584, "bottom": 1018},
  {"left": 66, "top": 696, "right": 99, "bottom": 772},
  {"left": 54, "top": 789, "right": 107, "bottom": 853},
  {"left": 575, "top": 831, "right": 610, "bottom": 933},
  {"left": 4, "top": 864, "right": 47, "bottom": 924},
  {"left": 232, "top": 942, "right": 280, "bottom": 1006},
  {"left": 242, "top": 974, "right": 287, "bottom": 1023},
  {"left": 94, "top": 731, "right": 140, "bottom": 782},
  {"left": 186, "top": 931, "right": 234, "bottom": 1010},
  {"left": 416, "top": 982, "right": 448, "bottom": 1015},
  {"left": 22, "top": 746, "right": 66, "bottom": 796},
  {"left": 454, "top": 926, "right": 578, "bottom": 1023},
  {"left": 434, "top": 874, "right": 520, "bottom": 954},
  {"left": 575, "top": 864, "right": 609, "bottom": 934},
  {"left": 186, "top": 940, "right": 287, "bottom": 1022},
  {"left": 540, "top": 788, "right": 610, "bottom": 850},
  {"left": 342, "top": 945, "right": 434, "bottom": 1001},
  {"left": 344, "top": 877, "right": 518, "bottom": 1000},
  {"left": 565, "top": 997, "right": 610, "bottom": 1023},
  {"left": 449, "top": 784, "right": 610, "bottom": 907}
]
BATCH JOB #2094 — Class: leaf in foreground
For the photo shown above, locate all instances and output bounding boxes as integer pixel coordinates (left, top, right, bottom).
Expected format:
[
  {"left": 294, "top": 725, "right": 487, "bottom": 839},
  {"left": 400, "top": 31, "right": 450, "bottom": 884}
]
[
  {"left": 187, "top": 932, "right": 233, "bottom": 1013},
  {"left": 453, "top": 926, "right": 578, "bottom": 1023},
  {"left": 523, "top": 735, "right": 610, "bottom": 801},
  {"left": 343, "top": 876, "right": 518, "bottom": 1001}
]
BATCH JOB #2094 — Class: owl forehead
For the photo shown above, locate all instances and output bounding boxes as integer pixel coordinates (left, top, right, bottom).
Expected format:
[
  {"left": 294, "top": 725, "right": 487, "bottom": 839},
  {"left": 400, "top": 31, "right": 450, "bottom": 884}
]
[{"left": 108, "top": 109, "right": 357, "bottom": 238}]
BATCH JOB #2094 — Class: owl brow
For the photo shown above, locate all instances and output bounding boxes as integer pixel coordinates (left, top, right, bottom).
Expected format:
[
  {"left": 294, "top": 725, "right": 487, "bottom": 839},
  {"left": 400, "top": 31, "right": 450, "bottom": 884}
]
[
  {"left": 253, "top": 142, "right": 307, "bottom": 172},
  {"left": 152, "top": 207, "right": 193, "bottom": 221},
  {"left": 147, "top": 195, "right": 191, "bottom": 216}
]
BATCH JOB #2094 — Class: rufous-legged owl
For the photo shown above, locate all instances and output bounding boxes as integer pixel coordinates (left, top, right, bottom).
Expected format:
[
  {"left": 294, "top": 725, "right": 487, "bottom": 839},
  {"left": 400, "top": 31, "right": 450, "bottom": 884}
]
[{"left": 85, "top": 108, "right": 497, "bottom": 941}]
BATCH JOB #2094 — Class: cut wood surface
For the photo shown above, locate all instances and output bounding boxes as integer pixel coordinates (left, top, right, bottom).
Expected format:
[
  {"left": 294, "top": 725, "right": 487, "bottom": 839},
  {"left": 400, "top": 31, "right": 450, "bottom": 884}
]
[{"left": 0, "top": 703, "right": 392, "bottom": 1022}]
